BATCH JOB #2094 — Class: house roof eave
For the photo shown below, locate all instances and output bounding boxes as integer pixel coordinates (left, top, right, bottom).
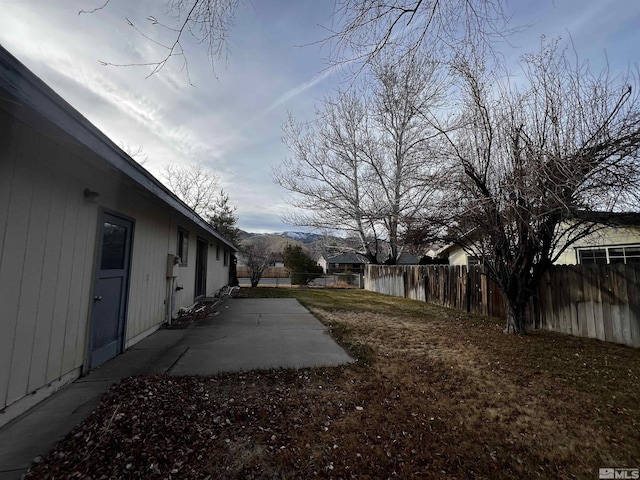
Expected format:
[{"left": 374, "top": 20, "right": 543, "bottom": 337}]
[{"left": 0, "top": 46, "right": 237, "bottom": 252}]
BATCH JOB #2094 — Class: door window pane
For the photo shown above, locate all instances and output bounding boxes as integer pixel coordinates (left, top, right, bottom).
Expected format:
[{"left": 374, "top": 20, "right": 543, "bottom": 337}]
[{"left": 101, "top": 222, "right": 127, "bottom": 269}]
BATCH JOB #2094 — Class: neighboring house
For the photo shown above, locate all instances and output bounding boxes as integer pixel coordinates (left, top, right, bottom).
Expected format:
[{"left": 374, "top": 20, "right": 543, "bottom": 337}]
[
  {"left": 436, "top": 242, "right": 478, "bottom": 267},
  {"left": 319, "top": 253, "right": 370, "bottom": 274},
  {"left": 268, "top": 253, "right": 286, "bottom": 268},
  {"left": 0, "top": 47, "right": 237, "bottom": 427},
  {"left": 318, "top": 251, "right": 420, "bottom": 273},
  {"left": 317, "top": 255, "right": 329, "bottom": 273},
  {"left": 554, "top": 213, "right": 640, "bottom": 265},
  {"left": 437, "top": 214, "right": 640, "bottom": 267},
  {"left": 396, "top": 252, "right": 420, "bottom": 265}
]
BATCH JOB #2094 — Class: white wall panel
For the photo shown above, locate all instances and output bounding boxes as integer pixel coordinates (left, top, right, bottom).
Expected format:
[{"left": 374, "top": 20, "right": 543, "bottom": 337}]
[
  {"left": 61, "top": 167, "right": 94, "bottom": 377},
  {"left": 46, "top": 172, "right": 78, "bottom": 384},
  {"left": 0, "top": 120, "right": 26, "bottom": 407},
  {"left": 0, "top": 112, "right": 235, "bottom": 413},
  {"left": 27, "top": 146, "right": 69, "bottom": 393},
  {"left": 7, "top": 142, "right": 48, "bottom": 405},
  {"left": 207, "top": 241, "right": 230, "bottom": 294}
]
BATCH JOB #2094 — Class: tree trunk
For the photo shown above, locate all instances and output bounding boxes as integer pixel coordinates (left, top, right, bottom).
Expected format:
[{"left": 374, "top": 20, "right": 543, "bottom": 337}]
[
  {"left": 388, "top": 221, "right": 399, "bottom": 264},
  {"left": 250, "top": 271, "right": 263, "bottom": 287},
  {"left": 505, "top": 302, "right": 528, "bottom": 334}
]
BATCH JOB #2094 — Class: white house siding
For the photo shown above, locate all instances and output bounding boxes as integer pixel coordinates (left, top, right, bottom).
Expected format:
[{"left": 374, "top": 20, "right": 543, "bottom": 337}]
[
  {"left": 207, "top": 242, "right": 231, "bottom": 294},
  {"left": 447, "top": 247, "right": 469, "bottom": 266},
  {"left": 318, "top": 256, "right": 328, "bottom": 273},
  {"left": 554, "top": 226, "right": 640, "bottom": 265},
  {"left": 0, "top": 115, "right": 97, "bottom": 410},
  {"left": 442, "top": 224, "right": 640, "bottom": 267},
  {"left": 0, "top": 107, "right": 232, "bottom": 421}
]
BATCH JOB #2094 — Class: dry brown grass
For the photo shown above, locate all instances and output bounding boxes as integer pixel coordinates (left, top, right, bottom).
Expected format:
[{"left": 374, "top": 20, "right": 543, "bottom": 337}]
[{"left": 26, "top": 288, "right": 640, "bottom": 479}]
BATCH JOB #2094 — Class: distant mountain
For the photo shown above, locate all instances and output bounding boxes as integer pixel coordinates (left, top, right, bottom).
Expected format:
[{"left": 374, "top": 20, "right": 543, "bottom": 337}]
[
  {"left": 236, "top": 230, "right": 259, "bottom": 241},
  {"left": 238, "top": 230, "right": 325, "bottom": 244},
  {"left": 237, "top": 230, "right": 348, "bottom": 260},
  {"left": 239, "top": 234, "right": 303, "bottom": 253},
  {"left": 276, "top": 231, "right": 325, "bottom": 244}
]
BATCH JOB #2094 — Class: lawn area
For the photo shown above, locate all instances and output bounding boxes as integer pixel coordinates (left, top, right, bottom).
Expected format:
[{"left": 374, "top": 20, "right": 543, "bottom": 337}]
[{"left": 27, "top": 288, "right": 640, "bottom": 479}]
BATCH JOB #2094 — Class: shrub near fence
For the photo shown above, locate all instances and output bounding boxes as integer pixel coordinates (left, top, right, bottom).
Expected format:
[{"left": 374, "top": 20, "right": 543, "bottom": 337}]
[{"left": 365, "top": 264, "right": 640, "bottom": 348}]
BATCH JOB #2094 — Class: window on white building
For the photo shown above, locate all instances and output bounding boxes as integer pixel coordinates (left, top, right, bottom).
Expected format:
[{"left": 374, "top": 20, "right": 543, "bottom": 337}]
[
  {"left": 578, "top": 245, "right": 640, "bottom": 264},
  {"left": 467, "top": 256, "right": 481, "bottom": 267},
  {"left": 177, "top": 228, "right": 189, "bottom": 266}
]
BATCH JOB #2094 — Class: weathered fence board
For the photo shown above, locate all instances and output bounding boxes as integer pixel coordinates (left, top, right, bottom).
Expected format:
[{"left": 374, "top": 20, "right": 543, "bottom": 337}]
[{"left": 365, "top": 264, "right": 640, "bottom": 348}]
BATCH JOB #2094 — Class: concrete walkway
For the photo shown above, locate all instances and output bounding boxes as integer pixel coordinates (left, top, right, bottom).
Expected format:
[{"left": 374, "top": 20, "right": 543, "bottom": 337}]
[{"left": 0, "top": 298, "right": 352, "bottom": 480}]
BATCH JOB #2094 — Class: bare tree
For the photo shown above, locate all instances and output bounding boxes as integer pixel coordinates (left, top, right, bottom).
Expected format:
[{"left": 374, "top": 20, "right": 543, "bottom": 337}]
[
  {"left": 273, "top": 54, "right": 443, "bottom": 263},
  {"left": 363, "top": 54, "right": 444, "bottom": 261},
  {"left": 242, "top": 238, "right": 274, "bottom": 287},
  {"left": 326, "top": 0, "right": 512, "bottom": 75},
  {"left": 274, "top": 91, "right": 382, "bottom": 262},
  {"left": 161, "top": 162, "right": 220, "bottom": 217},
  {"left": 429, "top": 39, "right": 640, "bottom": 333}
]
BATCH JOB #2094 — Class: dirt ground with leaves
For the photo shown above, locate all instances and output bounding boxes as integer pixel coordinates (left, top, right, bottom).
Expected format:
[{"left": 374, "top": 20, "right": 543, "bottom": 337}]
[{"left": 26, "top": 288, "right": 640, "bottom": 479}]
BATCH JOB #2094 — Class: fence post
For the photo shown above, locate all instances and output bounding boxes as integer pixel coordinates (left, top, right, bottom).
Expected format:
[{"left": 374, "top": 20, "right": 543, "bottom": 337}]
[
  {"left": 403, "top": 270, "right": 408, "bottom": 298},
  {"left": 424, "top": 273, "right": 429, "bottom": 303},
  {"left": 466, "top": 269, "right": 471, "bottom": 313}
]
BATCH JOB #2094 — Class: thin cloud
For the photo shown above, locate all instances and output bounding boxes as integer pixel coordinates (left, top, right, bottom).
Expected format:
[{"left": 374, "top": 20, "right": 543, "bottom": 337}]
[{"left": 264, "top": 65, "right": 338, "bottom": 113}]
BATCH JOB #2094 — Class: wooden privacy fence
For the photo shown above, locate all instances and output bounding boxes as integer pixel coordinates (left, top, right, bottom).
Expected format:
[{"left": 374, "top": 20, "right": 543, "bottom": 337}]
[{"left": 365, "top": 264, "right": 640, "bottom": 348}]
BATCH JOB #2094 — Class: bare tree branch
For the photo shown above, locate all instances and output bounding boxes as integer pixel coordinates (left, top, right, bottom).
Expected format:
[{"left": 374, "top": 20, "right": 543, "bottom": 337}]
[
  {"left": 325, "top": 0, "right": 516, "bottom": 78},
  {"left": 429, "top": 38, "right": 640, "bottom": 333},
  {"left": 87, "top": 0, "right": 239, "bottom": 79},
  {"left": 161, "top": 161, "right": 220, "bottom": 217},
  {"left": 119, "top": 142, "right": 149, "bottom": 165},
  {"left": 273, "top": 53, "right": 444, "bottom": 263},
  {"left": 241, "top": 237, "right": 275, "bottom": 287},
  {"left": 78, "top": 0, "right": 112, "bottom": 15}
]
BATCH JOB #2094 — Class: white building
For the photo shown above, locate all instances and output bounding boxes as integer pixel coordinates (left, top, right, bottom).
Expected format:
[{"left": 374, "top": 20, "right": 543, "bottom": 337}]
[
  {"left": 0, "top": 46, "right": 237, "bottom": 426},
  {"left": 438, "top": 217, "right": 640, "bottom": 267}
]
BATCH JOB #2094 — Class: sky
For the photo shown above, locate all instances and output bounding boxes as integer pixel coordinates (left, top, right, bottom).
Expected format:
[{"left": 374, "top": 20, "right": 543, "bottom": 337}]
[{"left": 1, "top": 0, "right": 639, "bottom": 233}]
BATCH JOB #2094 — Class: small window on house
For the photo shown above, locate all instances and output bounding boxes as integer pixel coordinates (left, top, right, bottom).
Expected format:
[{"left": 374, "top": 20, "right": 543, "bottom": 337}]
[
  {"left": 467, "top": 256, "right": 481, "bottom": 267},
  {"left": 579, "top": 248, "right": 608, "bottom": 265},
  {"left": 177, "top": 228, "right": 189, "bottom": 266},
  {"left": 624, "top": 246, "right": 640, "bottom": 263},
  {"left": 595, "top": 245, "right": 640, "bottom": 264},
  {"left": 224, "top": 249, "right": 228, "bottom": 266},
  {"left": 608, "top": 248, "right": 626, "bottom": 264},
  {"left": 216, "top": 245, "right": 220, "bottom": 261}
]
